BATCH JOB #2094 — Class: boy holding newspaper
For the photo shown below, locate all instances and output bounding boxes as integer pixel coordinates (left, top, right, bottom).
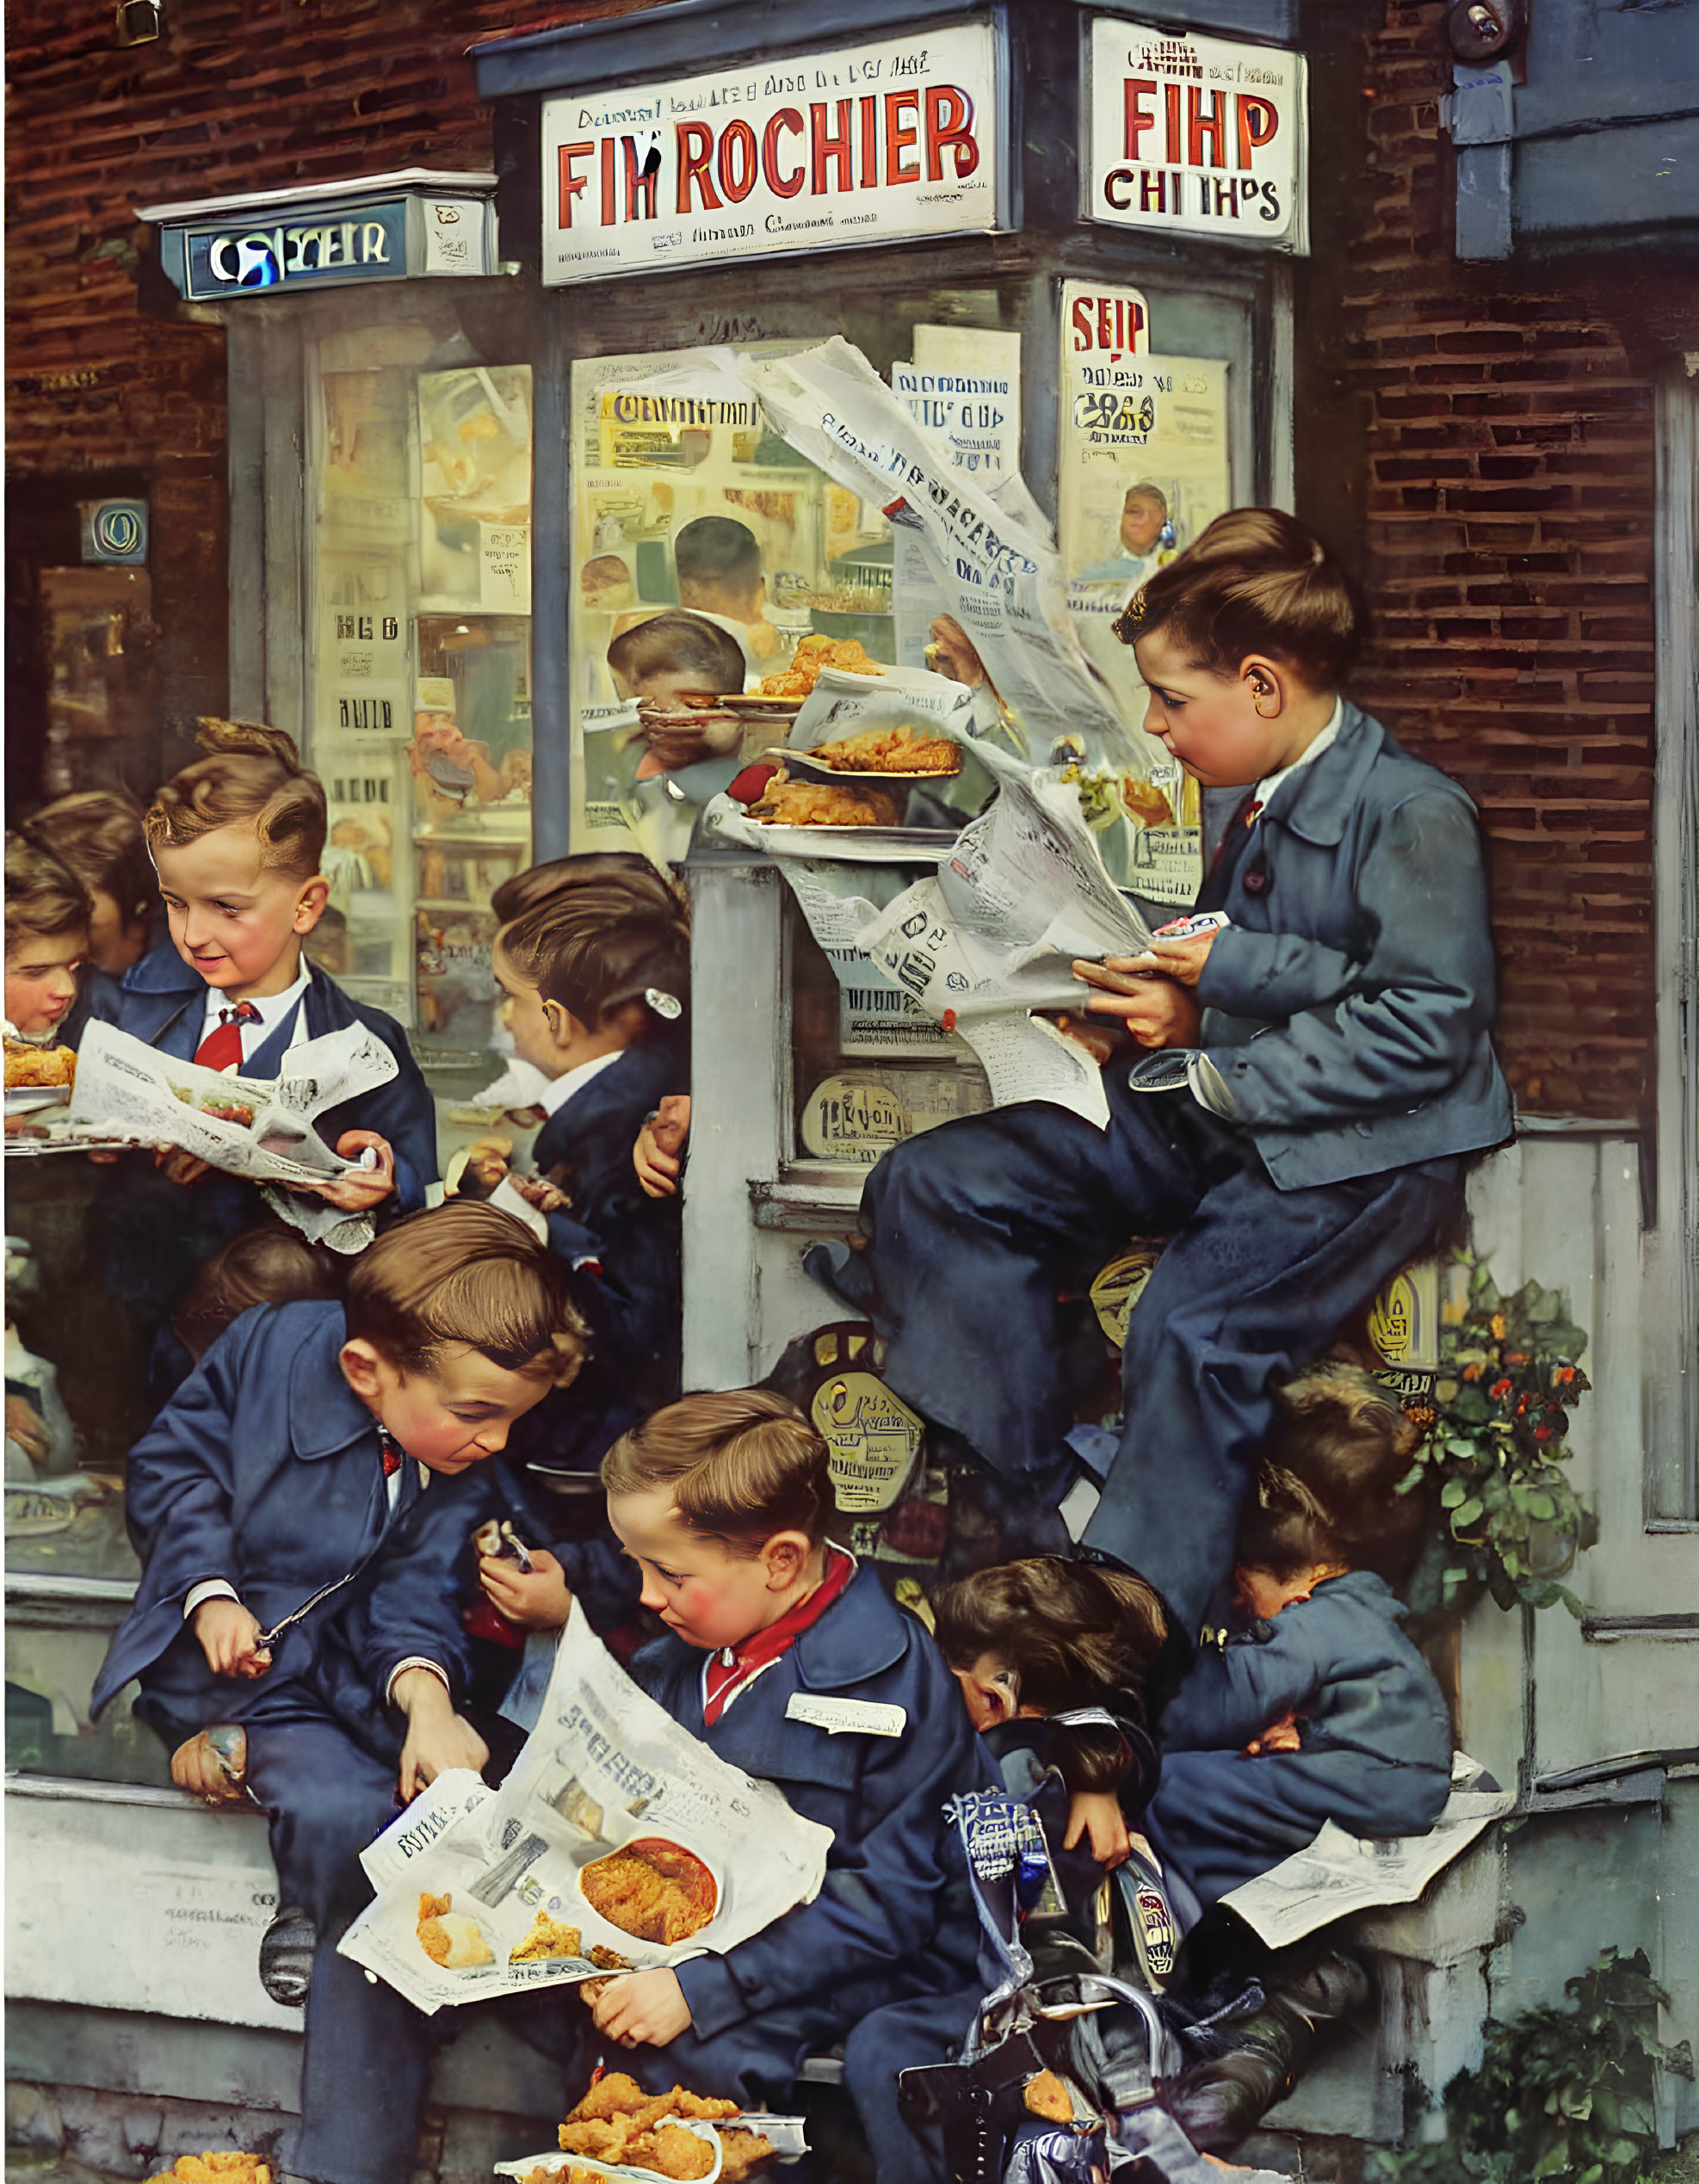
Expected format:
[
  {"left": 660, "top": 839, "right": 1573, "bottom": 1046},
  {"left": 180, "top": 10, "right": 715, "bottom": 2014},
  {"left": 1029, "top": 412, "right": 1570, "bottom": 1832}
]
[{"left": 820, "top": 509, "right": 1513, "bottom": 1642}]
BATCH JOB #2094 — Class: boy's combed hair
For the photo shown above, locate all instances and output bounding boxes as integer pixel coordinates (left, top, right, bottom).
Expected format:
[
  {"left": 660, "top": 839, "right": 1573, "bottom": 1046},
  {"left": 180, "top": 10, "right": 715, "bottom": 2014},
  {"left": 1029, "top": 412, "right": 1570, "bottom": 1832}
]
[
  {"left": 20, "top": 792, "right": 154, "bottom": 923},
  {"left": 931, "top": 1557, "right": 1171, "bottom": 1731},
  {"left": 500, "top": 885, "right": 690, "bottom": 1033},
  {"left": 602, "top": 1388, "right": 834, "bottom": 1552},
  {"left": 491, "top": 850, "right": 689, "bottom": 929},
  {"left": 344, "top": 1200, "right": 586, "bottom": 1379},
  {"left": 1114, "top": 507, "right": 1363, "bottom": 690},
  {"left": 175, "top": 1223, "right": 344, "bottom": 1363},
  {"left": 146, "top": 719, "right": 328, "bottom": 880},
  {"left": 673, "top": 517, "right": 763, "bottom": 597},
  {"left": 5, "top": 831, "right": 92, "bottom": 944},
  {"left": 1243, "top": 1361, "right": 1430, "bottom": 1584},
  {"left": 607, "top": 612, "right": 746, "bottom": 695}
]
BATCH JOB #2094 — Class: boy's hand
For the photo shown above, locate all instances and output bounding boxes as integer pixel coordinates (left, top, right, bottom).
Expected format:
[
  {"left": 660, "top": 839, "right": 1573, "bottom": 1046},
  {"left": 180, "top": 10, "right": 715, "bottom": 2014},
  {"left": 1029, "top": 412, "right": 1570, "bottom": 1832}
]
[
  {"left": 479, "top": 1547, "right": 573, "bottom": 1632},
  {"left": 633, "top": 1095, "right": 691, "bottom": 1199},
  {"left": 190, "top": 1597, "right": 273, "bottom": 1681},
  {"left": 170, "top": 1726, "right": 250, "bottom": 1805},
  {"left": 589, "top": 1967, "right": 692, "bottom": 2048},
  {"left": 1072, "top": 958, "right": 1202, "bottom": 1049},
  {"left": 392, "top": 1668, "right": 488, "bottom": 1801},
  {"left": 1040, "top": 1012, "right": 1121, "bottom": 1067},
  {"left": 156, "top": 1144, "right": 212, "bottom": 1187},
  {"left": 509, "top": 1173, "right": 570, "bottom": 1216},
  {"left": 300, "top": 1131, "right": 397, "bottom": 1212},
  {"left": 6, "top": 1395, "right": 51, "bottom": 1466},
  {"left": 1244, "top": 1712, "right": 1303, "bottom": 1756},
  {"left": 1064, "top": 1788, "right": 1132, "bottom": 1868},
  {"left": 1128, "top": 930, "right": 1220, "bottom": 990}
]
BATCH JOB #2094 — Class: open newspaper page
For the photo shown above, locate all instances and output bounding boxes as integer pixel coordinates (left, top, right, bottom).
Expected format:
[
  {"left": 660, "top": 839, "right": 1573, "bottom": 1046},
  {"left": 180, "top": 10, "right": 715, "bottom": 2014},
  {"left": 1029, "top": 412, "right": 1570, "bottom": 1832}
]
[
  {"left": 62, "top": 1020, "right": 395, "bottom": 1184},
  {"left": 338, "top": 1603, "right": 832, "bottom": 2015},
  {"left": 858, "top": 742, "right": 1152, "bottom": 1129},
  {"left": 1218, "top": 1758, "right": 1515, "bottom": 1949}
]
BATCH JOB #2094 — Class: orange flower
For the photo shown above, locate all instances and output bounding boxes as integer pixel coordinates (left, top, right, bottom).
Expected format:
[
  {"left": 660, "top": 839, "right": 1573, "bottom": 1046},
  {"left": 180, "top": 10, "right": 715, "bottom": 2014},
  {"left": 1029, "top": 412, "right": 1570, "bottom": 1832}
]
[{"left": 1490, "top": 1313, "right": 1508, "bottom": 1340}]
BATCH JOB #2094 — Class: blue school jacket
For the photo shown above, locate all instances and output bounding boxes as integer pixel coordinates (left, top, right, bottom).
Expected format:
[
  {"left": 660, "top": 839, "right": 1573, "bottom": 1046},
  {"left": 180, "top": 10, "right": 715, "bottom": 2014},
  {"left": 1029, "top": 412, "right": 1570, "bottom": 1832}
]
[
  {"left": 1184, "top": 703, "right": 1513, "bottom": 1189},
  {"left": 532, "top": 1029, "right": 687, "bottom": 1402},
  {"left": 90, "top": 1300, "right": 484, "bottom": 1761},
  {"left": 1146, "top": 1570, "right": 1453, "bottom": 1907},
  {"left": 628, "top": 1564, "right": 997, "bottom": 2045},
  {"left": 86, "top": 943, "right": 437, "bottom": 1213}
]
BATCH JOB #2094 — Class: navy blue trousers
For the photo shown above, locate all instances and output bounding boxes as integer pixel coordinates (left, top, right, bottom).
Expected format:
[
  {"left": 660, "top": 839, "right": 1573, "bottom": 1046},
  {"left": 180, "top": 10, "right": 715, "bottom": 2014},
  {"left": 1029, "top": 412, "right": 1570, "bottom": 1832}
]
[
  {"left": 841, "top": 1082, "right": 1461, "bottom": 1632},
  {"left": 241, "top": 1715, "right": 448, "bottom": 2184}
]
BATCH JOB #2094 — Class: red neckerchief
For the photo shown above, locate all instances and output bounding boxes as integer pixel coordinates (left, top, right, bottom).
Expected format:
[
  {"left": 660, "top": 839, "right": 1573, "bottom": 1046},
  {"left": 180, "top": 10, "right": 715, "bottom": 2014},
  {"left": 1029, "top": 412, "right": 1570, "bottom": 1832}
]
[{"left": 701, "top": 1546, "right": 855, "bottom": 1725}]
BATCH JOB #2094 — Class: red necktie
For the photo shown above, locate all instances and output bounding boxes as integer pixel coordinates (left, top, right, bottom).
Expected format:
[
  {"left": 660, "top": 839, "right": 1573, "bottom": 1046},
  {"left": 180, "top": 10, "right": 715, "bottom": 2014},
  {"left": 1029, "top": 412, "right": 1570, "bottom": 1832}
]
[
  {"left": 195, "top": 1001, "right": 260, "bottom": 1072},
  {"left": 377, "top": 1428, "right": 404, "bottom": 1479}
]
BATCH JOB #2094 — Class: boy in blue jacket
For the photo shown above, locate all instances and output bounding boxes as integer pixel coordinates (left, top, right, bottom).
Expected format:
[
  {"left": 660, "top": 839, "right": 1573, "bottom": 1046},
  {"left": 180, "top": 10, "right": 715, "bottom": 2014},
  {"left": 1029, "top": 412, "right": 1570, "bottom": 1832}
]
[
  {"left": 822, "top": 509, "right": 1513, "bottom": 1637},
  {"left": 88, "top": 719, "right": 437, "bottom": 1343},
  {"left": 578, "top": 1389, "right": 998, "bottom": 2184},
  {"left": 90, "top": 1200, "right": 584, "bottom": 2184},
  {"left": 1146, "top": 1363, "right": 1454, "bottom": 1924},
  {"left": 458, "top": 864, "right": 692, "bottom": 1675}
]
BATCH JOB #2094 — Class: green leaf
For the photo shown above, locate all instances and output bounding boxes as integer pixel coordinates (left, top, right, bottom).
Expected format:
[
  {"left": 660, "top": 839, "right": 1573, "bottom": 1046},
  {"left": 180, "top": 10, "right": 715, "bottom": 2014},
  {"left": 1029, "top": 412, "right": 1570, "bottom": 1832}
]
[
  {"left": 1442, "top": 1479, "right": 1468, "bottom": 1508},
  {"left": 1526, "top": 1491, "right": 1557, "bottom": 1520},
  {"left": 1452, "top": 1496, "right": 1485, "bottom": 1530}
]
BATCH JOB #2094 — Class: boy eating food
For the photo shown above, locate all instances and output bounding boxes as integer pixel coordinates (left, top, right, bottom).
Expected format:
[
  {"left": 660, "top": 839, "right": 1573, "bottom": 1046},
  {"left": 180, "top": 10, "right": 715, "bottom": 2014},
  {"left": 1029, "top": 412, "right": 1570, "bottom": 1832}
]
[
  {"left": 821, "top": 508, "right": 1512, "bottom": 1639},
  {"left": 580, "top": 1389, "right": 996, "bottom": 2184},
  {"left": 90, "top": 1200, "right": 584, "bottom": 2184}
]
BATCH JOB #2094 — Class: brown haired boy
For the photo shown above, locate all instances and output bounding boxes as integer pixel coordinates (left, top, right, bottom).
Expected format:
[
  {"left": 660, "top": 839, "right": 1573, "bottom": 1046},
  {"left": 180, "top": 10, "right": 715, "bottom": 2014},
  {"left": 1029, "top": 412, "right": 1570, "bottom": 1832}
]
[
  {"left": 90, "top": 1200, "right": 584, "bottom": 2184},
  {"left": 820, "top": 507, "right": 1511, "bottom": 1641},
  {"left": 567, "top": 1389, "right": 997, "bottom": 2184}
]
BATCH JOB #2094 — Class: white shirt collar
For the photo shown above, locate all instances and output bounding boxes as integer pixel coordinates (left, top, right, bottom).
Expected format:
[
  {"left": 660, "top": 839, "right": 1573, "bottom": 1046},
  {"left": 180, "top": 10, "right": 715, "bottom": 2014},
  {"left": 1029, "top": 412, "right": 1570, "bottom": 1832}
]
[
  {"left": 1256, "top": 696, "right": 1345, "bottom": 813},
  {"left": 199, "top": 957, "right": 312, "bottom": 1040},
  {"left": 538, "top": 1047, "right": 625, "bottom": 1119}
]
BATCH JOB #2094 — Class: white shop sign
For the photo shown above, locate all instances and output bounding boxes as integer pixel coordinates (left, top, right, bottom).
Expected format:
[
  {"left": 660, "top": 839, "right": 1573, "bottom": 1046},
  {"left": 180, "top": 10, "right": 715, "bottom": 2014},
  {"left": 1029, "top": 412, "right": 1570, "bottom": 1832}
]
[
  {"left": 541, "top": 22, "right": 1004, "bottom": 284},
  {"left": 1083, "top": 18, "right": 1307, "bottom": 252}
]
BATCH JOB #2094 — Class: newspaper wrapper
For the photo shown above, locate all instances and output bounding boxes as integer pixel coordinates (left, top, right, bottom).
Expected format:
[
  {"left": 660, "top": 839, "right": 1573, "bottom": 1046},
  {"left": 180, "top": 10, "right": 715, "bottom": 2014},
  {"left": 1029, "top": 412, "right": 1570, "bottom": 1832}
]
[
  {"left": 859, "top": 742, "right": 1153, "bottom": 1130},
  {"left": 613, "top": 341, "right": 1200, "bottom": 904},
  {"left": 63, "top": 1019, "right": 399, "bottom": 1249},
  {"left": 1217, "top": 1755, "right": 1514, "bottom": 1949},
  {"left": 337, "top": 1603, "right": 832, "bottom": 2015}
]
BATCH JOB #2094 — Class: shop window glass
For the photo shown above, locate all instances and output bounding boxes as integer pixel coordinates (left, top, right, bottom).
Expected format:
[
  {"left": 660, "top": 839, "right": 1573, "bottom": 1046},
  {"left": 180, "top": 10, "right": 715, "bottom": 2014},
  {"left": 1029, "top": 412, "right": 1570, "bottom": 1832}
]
[{"left": 307, "top": 344, "right": 534, "bottom": 1074}]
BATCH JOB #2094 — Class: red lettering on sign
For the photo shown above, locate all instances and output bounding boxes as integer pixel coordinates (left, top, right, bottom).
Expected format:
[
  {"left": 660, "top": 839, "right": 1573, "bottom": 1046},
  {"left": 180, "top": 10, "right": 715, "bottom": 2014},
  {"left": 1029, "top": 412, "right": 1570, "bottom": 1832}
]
[
  {"left": 557, "top": 140, "right": 593, "bottom": 229},
  {"left": 1165, "top": 81, "right": 1182, "bottom": 166},
  {"left": 676, "top": 120, "right": 721, "bottom": 213},
  {"left": 763, "top": 108, "right": 806, "bottom": 197},
  {"left": 812, "top": 98, "right": 853, "bottom": 194},
  {"left": 860, "top": 94, "right": 879, "bottom": 188},
  {"left": 885, "top": 89, "right": 920, "bottom": 184},
  {"left": 1103, "top": 168, "right": 1134, "bottom": 212},
  {"left": 600, "top": 136, "right": 616, "bottom": 227},
  {"left": 1071, "top": 293, "right": 1096, "bottom": 349},
  {"left": 924, "top": 85, "right": 978, "bottom": 180},
  {"left": 622, "top": 136, "right": 658, "bottom": 221},
  {"left": 1122, "top": 77, "right": 1156, "bottom": 161},
  {"left": 1237, "top": 94, "right": 1279, "bottom": 169},
  {"left": 718, "top": 117, "right": 757, "bottom": 202},
  {"left": 1188, "top": 86, "right": 1226, "bottom": 169}
]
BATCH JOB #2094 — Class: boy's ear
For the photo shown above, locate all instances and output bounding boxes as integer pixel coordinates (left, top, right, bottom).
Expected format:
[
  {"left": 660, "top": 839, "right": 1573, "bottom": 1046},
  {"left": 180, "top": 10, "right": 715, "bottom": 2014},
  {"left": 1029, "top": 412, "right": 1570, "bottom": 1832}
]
[
  {"left": 759, "top": 1528, "right": 814, "bottom": 1589},
  {"left": 541, "top": 998, "right": 589, "bottom": 1051},
  {"left": 293, "top": 875, "right": 331, "bottom": 936},
  {"left": 339, "top": 1338, "right": 389, "bottom": 1404},
  {"left": 1239, "top": 655, "right": 1289, "bottom": 719}
]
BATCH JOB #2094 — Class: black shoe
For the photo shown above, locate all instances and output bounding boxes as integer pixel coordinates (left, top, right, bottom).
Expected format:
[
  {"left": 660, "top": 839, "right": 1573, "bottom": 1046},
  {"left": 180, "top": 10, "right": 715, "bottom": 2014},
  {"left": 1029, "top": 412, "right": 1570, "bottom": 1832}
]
[
  {"left": 1159, "top": 1949, "right": 1372, "bottom": 2153},
  {"left": 258, "top": 1903, "right": 317, "bottom": 2007}
]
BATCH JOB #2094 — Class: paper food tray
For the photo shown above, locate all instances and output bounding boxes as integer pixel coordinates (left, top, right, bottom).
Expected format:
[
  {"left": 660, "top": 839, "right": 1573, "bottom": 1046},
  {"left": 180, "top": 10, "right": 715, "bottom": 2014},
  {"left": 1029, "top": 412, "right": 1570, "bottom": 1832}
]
[
  {"left": 495, "top": 2118, "right": 723, "bottom": 2184},
  {"left": 768, "top": 746, "right": 962, "bottom": 784}
]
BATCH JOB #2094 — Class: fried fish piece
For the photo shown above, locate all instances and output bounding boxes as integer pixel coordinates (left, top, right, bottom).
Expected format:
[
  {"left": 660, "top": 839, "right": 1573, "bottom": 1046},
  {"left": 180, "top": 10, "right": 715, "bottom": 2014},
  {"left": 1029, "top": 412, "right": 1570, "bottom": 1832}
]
[
  {"left": 812, "top": 727, "right": 960, "bottom": 775},
  {"left": 747, "top": 768, "right": 899, "bottom": 829},
  {"left": 579, "top": 1838, "right": 718, "bottom": 1946},
  {"left": 1023, "top": 2068, "right": 1073, "bottom": 2123},
  {"left": 716, "top": 2127, "right": 780, "bottom": 2182},
  {"left": 164, "top": 2157, "right": 271, "bottom": 2183},
  {"left": 587, "top": 1943, "right": 631, "bottom": 1971},
  {"left": 567, "top": 2070, "right": 650, "bottom": 2122},
  {"left": 510, "top": 1910, "right": 584, "bottom": 1963},
  {"left": 416, "top": 1891, "right": 494, "bottom": 1970},
  {"left": 646, "top": 2122, "right": 717, "bottom": 2180},
  {"left": 4, "top": 1041, "right": 76, "bottom": 1089}
]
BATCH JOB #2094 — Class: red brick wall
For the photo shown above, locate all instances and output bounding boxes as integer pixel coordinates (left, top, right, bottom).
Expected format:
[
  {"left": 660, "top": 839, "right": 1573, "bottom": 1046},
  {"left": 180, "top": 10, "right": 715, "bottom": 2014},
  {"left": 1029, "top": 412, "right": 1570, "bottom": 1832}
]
[{"left": 1331, "top": 3, "right": 1658, "bottom": 1122}]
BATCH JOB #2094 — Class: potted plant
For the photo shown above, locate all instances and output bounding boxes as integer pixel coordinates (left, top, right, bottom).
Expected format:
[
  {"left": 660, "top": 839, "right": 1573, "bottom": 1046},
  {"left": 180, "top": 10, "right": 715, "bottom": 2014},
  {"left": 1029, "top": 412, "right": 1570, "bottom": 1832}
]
[{"left": 1399, "top": 1251, "right": 1597, "bottom": 1620}]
